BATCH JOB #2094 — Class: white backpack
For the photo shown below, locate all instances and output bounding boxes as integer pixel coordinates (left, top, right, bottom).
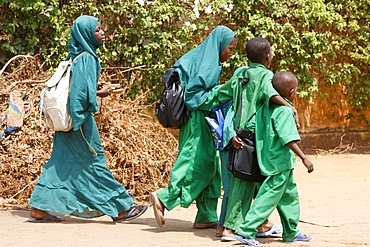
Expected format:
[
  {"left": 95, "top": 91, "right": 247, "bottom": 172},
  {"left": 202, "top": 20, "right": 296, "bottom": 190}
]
[{"left": 40, "top": 52, "right": 87, "bottom": 131}]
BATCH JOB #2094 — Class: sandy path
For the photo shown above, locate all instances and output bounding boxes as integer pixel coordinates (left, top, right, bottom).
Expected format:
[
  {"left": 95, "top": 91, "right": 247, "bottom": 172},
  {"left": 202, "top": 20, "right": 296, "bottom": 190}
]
[{"left": 1, "top": 154, "right": 369, "bottom": 247}]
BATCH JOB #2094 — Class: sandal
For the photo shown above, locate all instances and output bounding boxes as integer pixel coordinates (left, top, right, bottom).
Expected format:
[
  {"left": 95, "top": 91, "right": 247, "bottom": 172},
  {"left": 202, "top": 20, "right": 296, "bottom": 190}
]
[
  {"left": 28, "top": 215, "right": 64, "bottom": 223},
  {"left": 113, "top": 205, "right": 148, "bottom": 223},
  {"left": 149, "top": 192, "right": 165, "bottom": 228},
  {"left": 235, "top": 234, "right": 264, "bottom": 247},
  {"left": 256, "top": 224, "right": 283, "bottom": 237},
  {"left": 289, "top": 232, "right": 312, "bottom": 242}
]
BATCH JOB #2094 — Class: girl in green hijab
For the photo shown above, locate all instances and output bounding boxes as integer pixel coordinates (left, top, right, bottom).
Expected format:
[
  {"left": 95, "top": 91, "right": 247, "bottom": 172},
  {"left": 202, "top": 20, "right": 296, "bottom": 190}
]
[
  {"left": 150, "top": 26, "right": 237, "bottom": 229},
  {"left": 28, "top": 15, "right": 147, "bottom": 223}
]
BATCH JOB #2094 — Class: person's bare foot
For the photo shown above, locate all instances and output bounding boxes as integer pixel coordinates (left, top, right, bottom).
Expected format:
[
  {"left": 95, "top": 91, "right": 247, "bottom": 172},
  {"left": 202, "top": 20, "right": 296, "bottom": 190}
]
[
  {"left": 222, "top": 227, "right": 235, "bottom": 237},
  {"left": 114, "top": 205, "right": 147, "bottom": 221},
  {"left": 257, "top": 219, "right": 274, "bottom": 233},
  {"left": 30, "top": 208, "right": 49, "bottom": 219},
  {"left": 193, "top": 222, "right": 217, "bottom": 229},
  {"left": 29, "top": 208, "right": 63, "bottom": 222},
  {"left": 220, "top": 228, "right": 236, "bottom": 242},
  {"left": 216, "top": 223, "right": 224, "bottom": 237},
  {"left": 256, "top": 220, "right": 283, "bottom": 237}
]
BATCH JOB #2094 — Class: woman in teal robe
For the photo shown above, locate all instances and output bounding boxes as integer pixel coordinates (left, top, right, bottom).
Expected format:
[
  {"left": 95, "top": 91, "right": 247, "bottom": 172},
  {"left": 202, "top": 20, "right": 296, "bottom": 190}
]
[
  {"left": 150, "top": 26, "right": 237, "bottom": 228},
  {"left": 28, "top": 15, "right": 147, "bottom": 222}
]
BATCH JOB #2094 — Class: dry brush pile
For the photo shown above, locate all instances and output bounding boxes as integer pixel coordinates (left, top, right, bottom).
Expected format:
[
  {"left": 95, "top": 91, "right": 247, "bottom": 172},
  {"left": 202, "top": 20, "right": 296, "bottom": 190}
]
[{"left": 0, "top": 56, "right": 177, "bottom": 208}]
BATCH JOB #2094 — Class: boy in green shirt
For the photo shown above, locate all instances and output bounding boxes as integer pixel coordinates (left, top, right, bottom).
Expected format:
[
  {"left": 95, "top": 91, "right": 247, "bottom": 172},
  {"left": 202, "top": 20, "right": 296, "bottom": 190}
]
[
  {"left": 217, "top": 37, "right": 299, "bottom": 240},
  {"left": 234, "top": 71, "right": 314, "bottom": 247}
]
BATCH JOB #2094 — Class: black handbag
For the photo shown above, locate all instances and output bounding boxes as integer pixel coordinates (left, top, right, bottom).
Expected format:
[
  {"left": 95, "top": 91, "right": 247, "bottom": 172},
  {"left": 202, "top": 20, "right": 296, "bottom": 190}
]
[{"left": 226, "top": 76, "right": 266, "bottom": 182}]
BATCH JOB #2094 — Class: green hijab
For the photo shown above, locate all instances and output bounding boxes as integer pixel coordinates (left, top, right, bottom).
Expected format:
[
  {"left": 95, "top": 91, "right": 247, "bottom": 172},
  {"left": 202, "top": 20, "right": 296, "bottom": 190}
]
[
  {"left": 174, "top": 26, "right": 235, "bottom": 111},
  {"left": 66, "top": 15, "right": 102, "bottom": 75}
]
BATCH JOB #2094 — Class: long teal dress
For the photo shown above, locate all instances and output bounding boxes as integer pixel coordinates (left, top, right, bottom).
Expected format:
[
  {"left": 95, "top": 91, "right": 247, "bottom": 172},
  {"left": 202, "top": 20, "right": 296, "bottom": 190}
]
[
  {"left": 156, "top": 26, "right": 235, "bottom": 223},
  {"left": 29, "top": 15, "right": 134, "bottom": 218}
]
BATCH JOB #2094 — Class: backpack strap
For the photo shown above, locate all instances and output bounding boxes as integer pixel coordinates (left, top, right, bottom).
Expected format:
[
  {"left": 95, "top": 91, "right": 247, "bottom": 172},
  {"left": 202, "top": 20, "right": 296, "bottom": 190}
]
[{"left": 72, "top": 51, "right": 89, "bottom": 63}]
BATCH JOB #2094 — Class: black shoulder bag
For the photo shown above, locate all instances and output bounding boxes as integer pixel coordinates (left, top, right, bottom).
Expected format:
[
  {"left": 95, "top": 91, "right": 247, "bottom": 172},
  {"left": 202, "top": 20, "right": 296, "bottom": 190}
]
[
  {"left": 156, "top": 68, "right": 190, "bottom": 129},
  {"left": 226, "top": 77, "right": 266, "bottom": 182}
]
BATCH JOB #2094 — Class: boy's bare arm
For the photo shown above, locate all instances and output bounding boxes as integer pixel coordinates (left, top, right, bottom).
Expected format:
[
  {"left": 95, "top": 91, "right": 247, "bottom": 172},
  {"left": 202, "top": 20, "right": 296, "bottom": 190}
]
[
  {"left": 271, "top": 95, "right": 301, "bottom": 129},
  {"left": 286, "top": 141, "right": 314, "bottom": 173}
]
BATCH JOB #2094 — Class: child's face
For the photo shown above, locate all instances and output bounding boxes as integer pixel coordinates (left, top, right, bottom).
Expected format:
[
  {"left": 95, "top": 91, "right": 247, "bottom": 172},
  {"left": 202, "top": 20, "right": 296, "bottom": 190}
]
[
  {"left": 290, "top": 86, "right": 297, "bottom": 101},
  {"left": 266, "top": 49, "right": 273, "bottom": 68},
  {"left": 220, "top": 38, "right": 238, "bottom": 62},
  {"left": 287, "top": 78, "right": 298, "bottom": 101},
  {"left": 94, "top": 22, "right": 105, "bottom": 44}
]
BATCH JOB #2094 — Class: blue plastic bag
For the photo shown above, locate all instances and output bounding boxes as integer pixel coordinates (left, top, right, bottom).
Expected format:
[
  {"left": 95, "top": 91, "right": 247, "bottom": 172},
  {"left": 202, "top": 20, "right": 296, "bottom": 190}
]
[{"left": 205, "top": 100, "right": 232, "bottom": 151}]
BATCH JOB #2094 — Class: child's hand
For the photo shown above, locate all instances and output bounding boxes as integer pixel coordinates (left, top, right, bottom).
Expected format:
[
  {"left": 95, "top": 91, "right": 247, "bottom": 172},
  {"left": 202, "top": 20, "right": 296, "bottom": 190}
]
[
  {"left": 97, "top": 87, "right": 110, "bottom": 98},
  {"left": 231, "top": 136, "right": 244, "bottom": 149},
  {"left": 98, "top": 80, "right": 108, "bottom": 90},
  {"left": 302, "top": 157, "right": 314, "bottom": 173}
]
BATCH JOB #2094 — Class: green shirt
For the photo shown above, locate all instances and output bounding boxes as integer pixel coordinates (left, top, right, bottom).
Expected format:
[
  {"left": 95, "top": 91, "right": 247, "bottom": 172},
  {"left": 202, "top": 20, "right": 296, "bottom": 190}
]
[
  {"left": 218, "top": 63, "right": 278, "bottom": 134},
  {"left": 255, "top": 100, "right": 301, "bottom": 176}
]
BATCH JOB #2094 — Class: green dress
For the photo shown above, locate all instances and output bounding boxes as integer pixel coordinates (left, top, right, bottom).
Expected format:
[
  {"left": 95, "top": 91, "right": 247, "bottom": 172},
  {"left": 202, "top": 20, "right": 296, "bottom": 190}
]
[
  {"left": 29, "top": 15, "right": 134, "bottom": 218},
  {"left": 156, "top": 26, "right": 235, "bottom": 223}
]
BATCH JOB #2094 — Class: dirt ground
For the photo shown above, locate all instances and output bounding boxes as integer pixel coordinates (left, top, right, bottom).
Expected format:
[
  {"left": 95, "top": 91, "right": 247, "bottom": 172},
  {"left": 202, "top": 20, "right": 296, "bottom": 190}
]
[{"left": 1, "top": 154, "right": 369, "bottom": 247}]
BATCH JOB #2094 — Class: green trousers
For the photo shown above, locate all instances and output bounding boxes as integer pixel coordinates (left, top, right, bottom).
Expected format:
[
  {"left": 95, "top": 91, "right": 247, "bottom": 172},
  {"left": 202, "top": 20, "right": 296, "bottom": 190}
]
[
  {"left": 235, "top": 169, "right": 300, "bottom": 241},
  {"left": 218, "top": 149, "right": 232, "bottom": 225},
  {"left": 156, "top": 108, "right": 221, "bottom": 223},
  {"left": 223, "top": 176, "right": 261, "bottom": 230}
]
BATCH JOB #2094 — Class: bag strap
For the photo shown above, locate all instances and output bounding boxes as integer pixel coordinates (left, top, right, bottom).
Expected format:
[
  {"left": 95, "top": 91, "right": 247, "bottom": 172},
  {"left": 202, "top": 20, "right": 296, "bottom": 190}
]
[
  {"left": 80, "top": 126, "right": 97, "bottom": 156},
  {"left": 237, "top": 68, "right": 253, "bottom": 129},
  {"left": 237, "top": 68, "right": 263, "bottom": 130},
  {"left": 72, "top": 51, "right": 89, "bottom": 63}
]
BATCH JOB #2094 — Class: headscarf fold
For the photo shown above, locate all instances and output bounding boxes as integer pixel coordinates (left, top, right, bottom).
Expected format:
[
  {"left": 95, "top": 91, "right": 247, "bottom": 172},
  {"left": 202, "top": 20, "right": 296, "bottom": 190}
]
[{"left": 174, "top": 26, "right": 235, "bottom": 111}]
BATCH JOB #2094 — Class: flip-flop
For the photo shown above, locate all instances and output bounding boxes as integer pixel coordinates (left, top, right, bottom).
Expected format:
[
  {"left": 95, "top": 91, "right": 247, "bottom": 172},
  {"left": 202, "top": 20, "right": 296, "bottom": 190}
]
[
  {"left": 256, "top": 224, "right": 283, "bottom": 237},
  {"left": 149, "top": 192, "right": 165, "bottom": 228},
  {"left": 113, "top": 205, "right": 148, "bottom": 223},
  {"left": 234, "top": 235, "right": 264, "bottom": 247},
  {"left": 220, "top": 235, "right": 236, "bottom": 242},
  {"left": 28, "top": 215, "right": 64, "bottom": 223},
  {"left": 289, "top": 232, "right": 312, "bottom": 242}
]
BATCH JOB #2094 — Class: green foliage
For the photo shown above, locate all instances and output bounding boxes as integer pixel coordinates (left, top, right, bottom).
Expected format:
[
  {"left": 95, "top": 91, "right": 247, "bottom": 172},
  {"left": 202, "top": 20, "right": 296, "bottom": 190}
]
[
  {"left": 230, "top": 0, "right": 369, "bottom": 107},
  {"left": 0, "top": 0, "right": 369, "bottom": 112}
]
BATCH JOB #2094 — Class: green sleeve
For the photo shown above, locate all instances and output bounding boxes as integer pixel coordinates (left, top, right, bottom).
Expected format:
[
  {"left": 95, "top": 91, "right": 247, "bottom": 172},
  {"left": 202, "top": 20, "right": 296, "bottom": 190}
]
[
  {"left": 197, "top": 85, "right": 222, "bottom": 111},
  {"left": 273, "top": 106, "right": 300, "bottom": 145},
  {"left": 217, "top": 74, "right": 241, "bottom": 104},
  {"left": 68, "top": 54, "right": 99, "bottom": 131},
  {"left": 222, "top": 102, "right": 237, "bottom": 148},
  {"left": 259, "top": 71, "right": 278, "bottom": 106}
]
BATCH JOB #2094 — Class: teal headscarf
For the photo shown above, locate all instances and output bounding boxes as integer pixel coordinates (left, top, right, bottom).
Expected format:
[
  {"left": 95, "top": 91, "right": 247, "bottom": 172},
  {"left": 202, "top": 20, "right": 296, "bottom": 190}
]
[
  {"left": 174, "top": 26, "right": 235, "bottom": 111},
  {"left": 66, "top": 15, "right": 102, "bottom": 76},
  {"left": 66, "top": 15, "right": 102, "bottom": 130},
  {"left": 67, "top": 15, "right": 102, "bottom": 58}
]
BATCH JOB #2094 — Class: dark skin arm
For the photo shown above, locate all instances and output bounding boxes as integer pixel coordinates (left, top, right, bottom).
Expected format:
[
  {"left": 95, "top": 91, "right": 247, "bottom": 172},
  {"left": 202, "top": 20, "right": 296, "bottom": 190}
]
[
  {"left": 97, "top": 80, "right": 111, "bottom": 98},
  {"left": 231, "top": 136, "right": 244, "bottom": 149},
  {"left": 271, "top": 95, "right": 301, "bottom": 129},
  {"left": 286, "top": 141, "right": 314, "bottom": 173}
]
